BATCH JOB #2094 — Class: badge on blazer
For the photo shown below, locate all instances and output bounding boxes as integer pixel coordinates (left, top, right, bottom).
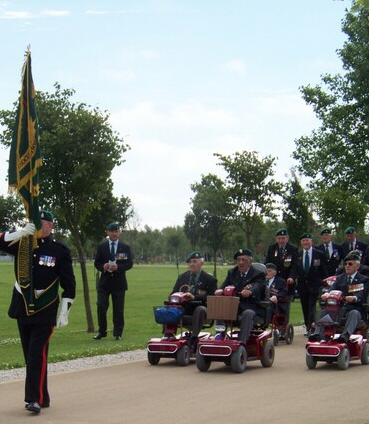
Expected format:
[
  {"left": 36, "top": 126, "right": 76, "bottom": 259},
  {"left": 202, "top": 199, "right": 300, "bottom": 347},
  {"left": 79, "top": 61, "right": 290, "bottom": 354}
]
[
  {"left": 283, "top": 255, "right": 292, "bottom": 267},
  {"left": 116, "top": 252, "right": 127, "bottom": 260},
  {"left": 313, "top": 259, "right": 321, "bottom": 267},
  {"left": 333, "top": 250, "right": 340, "bottom": 260},
  {"left": 39, "top": 255, "right": 56, "bottom": 267},
  {"left": 348, "top": 283, "right": 364, "bottom": 293}
]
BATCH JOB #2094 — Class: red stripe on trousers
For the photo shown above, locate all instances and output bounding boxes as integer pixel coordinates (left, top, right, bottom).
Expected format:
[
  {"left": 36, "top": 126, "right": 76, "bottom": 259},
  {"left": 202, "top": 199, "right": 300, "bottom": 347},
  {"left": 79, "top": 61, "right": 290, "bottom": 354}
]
[{"left": 39, "top": 326, "right": 54, "bottom": 405}]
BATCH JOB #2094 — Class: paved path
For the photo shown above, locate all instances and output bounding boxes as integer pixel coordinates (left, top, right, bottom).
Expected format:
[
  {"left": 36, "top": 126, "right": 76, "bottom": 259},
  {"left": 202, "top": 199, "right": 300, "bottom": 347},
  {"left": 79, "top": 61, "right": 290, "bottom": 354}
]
[{"left": 1, "top": 334, "right": 368, "bottom": 424}]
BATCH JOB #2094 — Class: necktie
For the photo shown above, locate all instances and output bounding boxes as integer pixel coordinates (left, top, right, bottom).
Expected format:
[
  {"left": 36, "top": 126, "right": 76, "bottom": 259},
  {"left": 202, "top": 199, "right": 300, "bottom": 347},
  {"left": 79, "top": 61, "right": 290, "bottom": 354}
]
[
  {"left": 110, "top": 241, "right": 116, "bottom": 258},
  {"left": 189, "top": 274, "right": 196, "bottom": 295},
  {"left": 304, "top": 251, "right": 310, "bottom": 274},
  {"left": 347, "top": 276, "right": 352, "bottom": 285},
  {"left": 325, "top": 244, "right": 330, "bottom": 259},
  {"left": 279, "top": 247, "right": 284, "bottom": 256},
  {"left": 349, "top": 243, "right": 353, "bottom": 251}
]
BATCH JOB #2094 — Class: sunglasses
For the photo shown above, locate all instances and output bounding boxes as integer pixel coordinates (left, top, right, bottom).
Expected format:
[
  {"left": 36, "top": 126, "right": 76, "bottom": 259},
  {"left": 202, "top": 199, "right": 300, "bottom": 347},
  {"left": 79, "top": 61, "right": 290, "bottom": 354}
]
[{"left": 344, "top": 261, "right": 355, "bottom": 266}]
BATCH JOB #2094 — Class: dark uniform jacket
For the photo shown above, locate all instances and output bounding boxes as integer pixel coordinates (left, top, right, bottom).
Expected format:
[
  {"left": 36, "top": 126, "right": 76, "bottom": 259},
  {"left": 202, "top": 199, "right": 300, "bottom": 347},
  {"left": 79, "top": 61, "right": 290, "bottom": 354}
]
[
  {"left": 317, "top": 242, "right": 345, "bottom": 276},
  {"left": 341, "top": 240, "right": 368, "bottom": 264},
  {"left": 0, "top": 234, "right": 76, "bottom": 325},
  {"left": 291, "top": 248, "right": 328, "bottom": 295},
  {"left": 264, "top": 242, "right": 298, "bottom": 280},
  {"left": 267, "top": 276, "right": 288, "bottom": 314},
  {"left": 329, "top": 272, "right": 369, "bottom": 319},
  {"left": 221, "top": 265, "right": 266, "bottom": 315},
  {"left": 171, "top": 269, "right": 217, "bottom": 304},
  {"left": 94, "top": 240, "right": 133, "bottom": 291}
]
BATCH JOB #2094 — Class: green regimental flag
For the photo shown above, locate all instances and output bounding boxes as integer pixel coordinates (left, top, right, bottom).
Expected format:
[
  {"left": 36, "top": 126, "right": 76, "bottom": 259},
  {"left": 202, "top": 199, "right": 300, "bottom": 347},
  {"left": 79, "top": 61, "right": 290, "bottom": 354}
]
[{"left": 8, "top": 50, "right": 42, "bottom": 246}]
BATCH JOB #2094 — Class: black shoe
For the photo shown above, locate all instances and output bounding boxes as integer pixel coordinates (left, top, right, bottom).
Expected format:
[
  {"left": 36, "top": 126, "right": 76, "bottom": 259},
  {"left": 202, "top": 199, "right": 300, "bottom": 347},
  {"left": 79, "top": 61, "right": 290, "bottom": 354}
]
[
  {"left": 114, "top": 336, "right": 121, "bottom": 340},
  {"left": 188, "top": 336, "right": 198, "bottom": 352},
  {"left": 25, "top": 402, "right": 50, "bottom": 409},
  {"left": 336, "top": 333, "right": 349, "bottom": 343},
  {"left": 93, "top": 333, "right": 107, "bottom": 340},
  {"left": 309, "top": 334, "right": 321, "bottom": 342},
  {"left": 26, "top": 402, "right": 41, "bottom": 413}
]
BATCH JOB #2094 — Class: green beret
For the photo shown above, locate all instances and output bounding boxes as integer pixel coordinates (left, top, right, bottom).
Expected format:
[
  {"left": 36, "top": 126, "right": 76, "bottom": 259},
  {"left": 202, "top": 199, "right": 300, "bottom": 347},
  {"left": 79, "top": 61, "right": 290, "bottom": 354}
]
[
  {"left": 234, "top": 248, "right": 253, "bottom": 259},
  {"left": 344, "top": 226, "right": 356, "bottom": 234},
  {"left": 275, "top": 228, "right": 288, "bottom": 236},
  {"left": 40, "top": 210, "right": 54, "bottom": 222},
  {"left": 107, "top": 222, "right": 120, "bottom": 231},
  {"left": 300, "top": 232, "right": 313, "bottom": 240},
  {"left": 320, "top": 228, "right": 331, "bottom": 235},
  {"left": 186, "top": 251, "right": 202, "bottom": 262},
  {"left": 344, "top": 250, "right": 361, "bottom": 262},
  {"left": 265, "top": 262, "right": 277, "bottom": 270}
]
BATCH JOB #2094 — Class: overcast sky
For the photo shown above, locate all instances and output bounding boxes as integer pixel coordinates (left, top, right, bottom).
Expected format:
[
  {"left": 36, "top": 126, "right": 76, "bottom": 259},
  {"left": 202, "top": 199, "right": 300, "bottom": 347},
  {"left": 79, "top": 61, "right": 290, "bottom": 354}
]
[{"left": 0, "top": 0, "right": 352, "bottom": 229}]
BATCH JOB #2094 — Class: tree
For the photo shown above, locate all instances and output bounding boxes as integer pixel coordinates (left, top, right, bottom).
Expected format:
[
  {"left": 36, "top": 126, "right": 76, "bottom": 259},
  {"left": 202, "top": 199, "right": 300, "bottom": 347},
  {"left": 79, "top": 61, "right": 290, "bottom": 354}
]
[
  {"left": 183, "top": 212, "right": 200, "bottom": 250},
  {"left": 293, "top": 6, "right": 369, "bottom": 229},
  {"left": 162, "top": 226, "right": 187, "bottom": 273},
  {"left": 282, "top": 171, "right": 316, "bottom": 245},
  {"left": 0, "top": 83, "right": 129, "bottom": 332},
  {"left": 190, "top": 174, "right": 231, "bottom": 277},
  {"left": 0, "top": 194, "right": 25, "bottom": 230},
  {"left": 215, "top": 151, "right": 283, "bottom": 248}
]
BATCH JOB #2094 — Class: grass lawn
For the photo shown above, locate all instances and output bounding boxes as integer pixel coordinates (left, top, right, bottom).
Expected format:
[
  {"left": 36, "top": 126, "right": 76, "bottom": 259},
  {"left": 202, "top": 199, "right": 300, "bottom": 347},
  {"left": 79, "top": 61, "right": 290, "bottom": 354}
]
[{"left": 0, "top": 261, "right": 305, "bottom": 370}]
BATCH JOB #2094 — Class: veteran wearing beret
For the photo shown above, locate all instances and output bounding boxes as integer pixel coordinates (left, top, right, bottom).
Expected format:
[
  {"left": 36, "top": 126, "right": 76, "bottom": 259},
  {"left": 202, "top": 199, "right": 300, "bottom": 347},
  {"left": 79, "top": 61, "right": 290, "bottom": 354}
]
[
  {"left": 215, "top": 249, "right": 266, "bottom": 345},
  {"left": 264, "top": 228, "right": 298, "bottom": 301},
  {"left": 309, "top": 250, "right": 369, "bottom": 343},
  {"left": 290, "top": 232, "right": 328, "bottom": 335},
  {"left": 0, "top": 210, "right": 76, "bottom": 413},
  {"left": 170, "top": 251, "right": 217, "bottom": 350},
  {"left": 341, "top": 226, "right": 368, "bottom": 264},
  {"left": 317, "top": 227, "right": 345, "bottom": 276},
  {"left": 94, "top": 222, "right": 133, "bottom": 340}
]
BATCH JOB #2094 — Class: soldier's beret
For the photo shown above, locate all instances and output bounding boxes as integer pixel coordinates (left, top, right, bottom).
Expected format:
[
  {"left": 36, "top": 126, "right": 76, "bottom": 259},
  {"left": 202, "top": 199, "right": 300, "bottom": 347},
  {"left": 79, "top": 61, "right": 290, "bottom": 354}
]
[
  {"left": 265, "top": 262, "right": 277, "bottom": 270},
  {"left": 234, "top": 248, "right": 253, "bottom": 259},
  {"left": 275, "top": 228, "right": 288, "bottom": 236},
  {"left": 186, "top": 251, "right": 202, "bottom": 262},
  {"left": 344, "top": 250, "right": 361, "bottom": 262},
  {"left": 300, "top": 232, "right": 313, "bottom": 240},
  {"left": 344, "top": 226, "right": 356, "bottom": 234},
  {"left": 40, "top": 210, "right": 54, "bottom": 222},
  {"left": 107, "top": 222, "right": 120, "bottom": 231},
  {"left": 320, "top": 227, "right": 331, "bottom": 235}
]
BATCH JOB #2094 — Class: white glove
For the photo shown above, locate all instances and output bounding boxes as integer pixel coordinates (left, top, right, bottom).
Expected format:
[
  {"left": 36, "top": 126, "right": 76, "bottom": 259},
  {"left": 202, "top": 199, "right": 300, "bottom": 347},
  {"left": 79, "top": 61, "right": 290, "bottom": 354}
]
[
  {"left": 56, "top": 297, "right": 74, "bottom": 328},
  {"left": 4, "top": 223, "right": 36, "bottom": 245}
]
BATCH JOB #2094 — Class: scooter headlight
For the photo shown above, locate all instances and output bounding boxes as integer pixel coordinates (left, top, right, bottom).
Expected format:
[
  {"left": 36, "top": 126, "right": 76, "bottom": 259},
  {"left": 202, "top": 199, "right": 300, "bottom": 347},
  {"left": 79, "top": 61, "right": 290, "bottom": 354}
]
[{"left": 327, "top": 298, "right": 337, "bottom": 305}]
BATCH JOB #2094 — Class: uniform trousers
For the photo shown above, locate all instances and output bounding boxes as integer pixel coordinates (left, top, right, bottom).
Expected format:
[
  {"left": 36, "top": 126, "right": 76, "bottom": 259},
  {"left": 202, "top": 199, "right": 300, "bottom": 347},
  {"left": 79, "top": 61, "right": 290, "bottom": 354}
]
[
  {"left": 97, "top": 288, "right": 125, "bottom": 337},
  {"left": 299, "top": 291, "right": 319, "bottom": 331},
  {"left": 187, "top": 305, "right": 207, "bottom": 337},
  {"left": 17, "top": 321, "right": 54, "bottom": 405},
  {"left": 313, "top": 309, "right": 362, "bottom": 337},
  {"left": 238, "top": 309, "right": 256, "bottom": 343}
]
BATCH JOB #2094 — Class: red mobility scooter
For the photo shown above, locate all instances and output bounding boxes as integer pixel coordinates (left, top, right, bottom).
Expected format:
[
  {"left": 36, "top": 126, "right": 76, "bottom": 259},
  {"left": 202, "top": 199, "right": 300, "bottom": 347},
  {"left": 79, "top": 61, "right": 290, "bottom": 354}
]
[
  {"left": 271, "top": 299, "right": 294, "bottom": 346},
  {"left": 195, "top": 283, "right": 274, "bottom": 373},
  {"left": 305, "top": 288, "right": 369, "bottom": 370},
  {"left": 147, "top": 285, "right": 211, "bottom": 366}
]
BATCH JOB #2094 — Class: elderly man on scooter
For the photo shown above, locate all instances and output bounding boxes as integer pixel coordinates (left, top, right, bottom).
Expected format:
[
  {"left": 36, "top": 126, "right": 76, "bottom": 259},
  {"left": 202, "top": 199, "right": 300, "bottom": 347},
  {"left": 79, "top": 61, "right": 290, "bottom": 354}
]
[
  {"left": 215, "top": 249, "right": 266, "bottom": 345},
  {"left": 309, "top": 250, "right": 369, "bottom": 343}
]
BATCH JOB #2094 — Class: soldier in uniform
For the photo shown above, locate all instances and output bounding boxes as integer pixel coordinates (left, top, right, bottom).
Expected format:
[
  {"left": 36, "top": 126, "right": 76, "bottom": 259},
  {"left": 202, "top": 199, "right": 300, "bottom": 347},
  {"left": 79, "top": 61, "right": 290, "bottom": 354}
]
[
  {"left": 290, "top": 232, "right": 328, "bottom": 335},
  {"left": 94, "top": 222, "right": 133, "bottom": 340},
  {"left": 0, "top": 211, "right": 76, "bottom": 414},
  {"left": 215, "top": 249, "right": 266, "bottom": 345},
  {"left": 317, "top": 228, "right": 345, "bottom": 276},
  {"left": 264, "top": 228, "right": 298, "bottom": 301},
  {"left": 341, "top": 226, "right": 368, "bottom": 263},
  {"left": 171, "top": 251, "right": 217, "bottom": 350},
  {"left": 265, "top": 262, "right": 288, "bottom": 317},
  {"left": 309, "top": 250, "right": 369, "bottom": 342}
]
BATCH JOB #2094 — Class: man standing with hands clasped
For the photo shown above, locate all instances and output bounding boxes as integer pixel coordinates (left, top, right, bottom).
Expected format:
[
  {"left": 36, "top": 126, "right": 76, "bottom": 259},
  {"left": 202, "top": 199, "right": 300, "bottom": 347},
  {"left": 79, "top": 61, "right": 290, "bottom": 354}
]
[{"left": 94, "top": 222, "right": 133, "bottom": 341}]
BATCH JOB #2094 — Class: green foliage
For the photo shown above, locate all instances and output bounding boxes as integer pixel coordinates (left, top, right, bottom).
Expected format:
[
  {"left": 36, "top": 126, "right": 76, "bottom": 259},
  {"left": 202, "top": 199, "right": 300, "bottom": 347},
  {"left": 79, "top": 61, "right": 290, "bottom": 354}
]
[
  {"left": 215, "top": 151, "right": 283, "bottom": 247},
  {"left": 0, "top": 194, "right": 25, "bottom": 229},
  {"left": 293, "top": 7, "right": 369, "bottom": 228}
]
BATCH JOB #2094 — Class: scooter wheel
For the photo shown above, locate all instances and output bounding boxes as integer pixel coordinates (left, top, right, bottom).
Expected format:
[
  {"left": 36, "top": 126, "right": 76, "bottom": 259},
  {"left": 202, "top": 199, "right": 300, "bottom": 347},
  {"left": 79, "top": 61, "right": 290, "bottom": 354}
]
[
  {"left": 306, "top": 353, "right": 317, "bottom": 369},
  {"left": 231, "top": 346, "right": 247, "bottom": 373},
  {"left": 337, "top": 347, "right": 350, "bottom": 370},
  {"left": 273, "top": 330, "right": 279, "bottom": 346},
  {"left": 360, "top": 342, "right": 369, "bottom": 365},
  {"left": 285, "top": 324, "right": 294, "bottom": 345},
  {"left": 261, "top": 340, "right": 275, "bottom": 367},
  {"left": 176, "top": 345, "right": 191, "bottom": 366},
  {"left": 147, "top": 352, "right": 160, "bottom": 365},
  {"left": 196, "top": 350, "right": 211, "bottom": 372}
]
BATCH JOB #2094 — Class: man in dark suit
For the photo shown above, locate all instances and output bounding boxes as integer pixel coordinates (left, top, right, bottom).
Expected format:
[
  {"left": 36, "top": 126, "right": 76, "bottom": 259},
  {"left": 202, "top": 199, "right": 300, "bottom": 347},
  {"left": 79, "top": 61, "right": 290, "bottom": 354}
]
[
  {"left": 94, "top": 222, "right": 133, "bottom": 340},
  {"left": 317, "top": 227, "right": 345, "bottom": 276},
  {"left": 215, "top": 249, "right": 266, "bottom": 344},
  {"left": 309, "top": 250, "right": 369, "bottom": 342},
  {"left": 265, "top": 262, "right": 288, "bottom": 316},
  {"left": 171, "top": 251, "right": 217, "bottom": 349},
  {"left": 0, "top": 210, "right": 76, "bottom": 414},
  {"left": 264, "top": 228, "right": 298, "bottom": 301},
  {"left": 290, "top": 232, "right": 328, "bottom": 335},
  {"left": 341, "top": 226, "right": 368, "bottom": 264}
]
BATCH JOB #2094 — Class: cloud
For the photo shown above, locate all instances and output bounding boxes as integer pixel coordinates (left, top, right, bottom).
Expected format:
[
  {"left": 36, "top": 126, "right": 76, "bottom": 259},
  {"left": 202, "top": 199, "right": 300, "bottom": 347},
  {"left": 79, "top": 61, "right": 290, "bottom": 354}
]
[
  {"left": 40, "top": 10, "right": 70, "bottom": 17},
  {"left": 0, "top": 6, "right": 69, "bottom": 19},
  {"left": 0, "top": 10, "right": 34, "bottom": 19},
  {"left": 224, "top": 59, "right": 246, "bottom": 75},
  {"left": 99, "top": 68, "right": 136, "bottom": 82}
]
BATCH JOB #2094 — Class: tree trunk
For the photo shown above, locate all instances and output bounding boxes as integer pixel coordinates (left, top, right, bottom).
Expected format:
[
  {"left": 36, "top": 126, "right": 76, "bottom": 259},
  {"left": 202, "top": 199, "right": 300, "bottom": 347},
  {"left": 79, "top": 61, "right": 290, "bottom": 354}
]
[
  {"left": 72, "top": 229, "right": 95, "bottom": 333},
  {"left": 213, "top": 248, "right": 217, "bottom": 278}
]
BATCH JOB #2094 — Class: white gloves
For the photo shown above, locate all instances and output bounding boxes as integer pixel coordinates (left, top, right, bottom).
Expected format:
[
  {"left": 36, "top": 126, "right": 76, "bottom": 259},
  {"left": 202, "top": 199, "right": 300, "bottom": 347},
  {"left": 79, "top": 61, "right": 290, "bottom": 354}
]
[
  {"left": 56, "top": 297, "right": 74, "bottom": 328},
  {"left": 4, "top": 223, "right": 36, "bottom": 245}
]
